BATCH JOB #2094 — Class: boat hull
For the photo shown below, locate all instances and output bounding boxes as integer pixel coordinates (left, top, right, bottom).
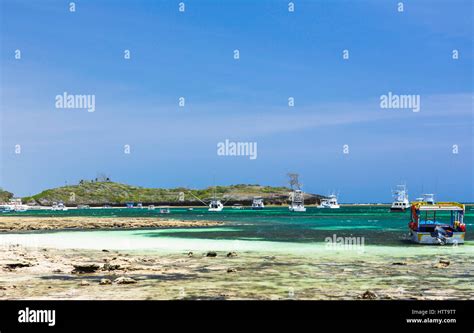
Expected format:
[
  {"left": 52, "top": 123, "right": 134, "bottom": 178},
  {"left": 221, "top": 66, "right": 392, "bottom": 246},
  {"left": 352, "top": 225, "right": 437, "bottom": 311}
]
[
  {"left": 289, "top": 206, "right": 306, "bottom": 212},
  {"left": 390, "top": 207, "right": 407, "bottom": 212},
  {"left": 409, "top": 231, "right": 465, "bottom": 245}
]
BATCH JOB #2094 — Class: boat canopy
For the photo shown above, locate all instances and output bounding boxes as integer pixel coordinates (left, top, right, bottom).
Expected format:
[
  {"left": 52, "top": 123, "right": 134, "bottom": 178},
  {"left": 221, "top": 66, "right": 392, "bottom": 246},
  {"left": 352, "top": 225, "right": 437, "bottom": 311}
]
[{"left": 411, "top": 202, "right": 464, "bottom": 211}]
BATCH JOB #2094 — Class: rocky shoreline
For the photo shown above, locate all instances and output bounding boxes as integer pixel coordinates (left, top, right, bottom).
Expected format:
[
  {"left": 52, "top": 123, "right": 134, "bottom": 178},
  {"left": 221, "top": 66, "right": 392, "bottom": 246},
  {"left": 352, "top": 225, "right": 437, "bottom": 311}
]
[
  {"left": 0, "top": 216, "right": 221, "bottom": 232},
  {"left": 0, "top": 244, "right": 472, "bottom": 300}
]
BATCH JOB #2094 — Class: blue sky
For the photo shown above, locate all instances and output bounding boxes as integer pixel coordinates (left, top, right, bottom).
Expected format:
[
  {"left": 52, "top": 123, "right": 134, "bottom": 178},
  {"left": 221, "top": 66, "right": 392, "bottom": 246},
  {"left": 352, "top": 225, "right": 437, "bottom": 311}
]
[{"left": 1, "top": 0, "right": 472, "bottom": 202}]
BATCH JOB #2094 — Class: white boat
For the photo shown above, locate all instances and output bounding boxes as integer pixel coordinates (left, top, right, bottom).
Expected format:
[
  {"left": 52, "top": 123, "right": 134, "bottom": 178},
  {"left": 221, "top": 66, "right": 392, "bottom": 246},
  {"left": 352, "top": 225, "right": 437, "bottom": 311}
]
[
  {"left": 209, "top": 199, "right": 223, "bottom": 212},
  {"left": 159, "top": 207, "right": 170, "bottom": 214},
  {"left": 0, "top": 205, "right": 12, "bottom": 213},
  {"left": 415, "top": 194, "right": 435, "bottom": 205},
  {"left": 317, "top": 194, "right": 340, "bottom": 209},
  {"left": 421, "top": 193, "right": 435, "bottom": 205},
  {"left": 251, "top": 197, "right": 264, "bottom": 210},
  {"left": 51, "top": 202, "right": 68, "bottom": 211},
  {"left": 289, "top": 190, "right": 306, "bottom": 212},
  {"left": 390, "top": 185, "right": 410, "bottom": 211},
  {"left": 1, "top": 198, "right": 29, "bottom": 212},
  {"left": 408, "top": 202, "right": 466, "bottom": 245}
]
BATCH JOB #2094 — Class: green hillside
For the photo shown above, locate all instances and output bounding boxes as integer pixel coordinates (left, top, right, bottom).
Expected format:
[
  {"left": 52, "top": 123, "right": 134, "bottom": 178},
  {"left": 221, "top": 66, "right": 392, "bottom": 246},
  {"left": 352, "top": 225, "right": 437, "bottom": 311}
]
[
  {"left": 21, "top": 182, "right": 323, "bottom": 206},
  {"left": 0, "top": 189, "right": 14, "bottom": 203}
]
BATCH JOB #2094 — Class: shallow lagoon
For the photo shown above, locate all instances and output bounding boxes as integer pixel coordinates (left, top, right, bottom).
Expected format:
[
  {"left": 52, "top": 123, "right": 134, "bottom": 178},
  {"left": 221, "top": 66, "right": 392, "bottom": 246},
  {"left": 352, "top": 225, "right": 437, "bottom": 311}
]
[{"left": 1, "top": 206, "right": 473, "bottom": 300}]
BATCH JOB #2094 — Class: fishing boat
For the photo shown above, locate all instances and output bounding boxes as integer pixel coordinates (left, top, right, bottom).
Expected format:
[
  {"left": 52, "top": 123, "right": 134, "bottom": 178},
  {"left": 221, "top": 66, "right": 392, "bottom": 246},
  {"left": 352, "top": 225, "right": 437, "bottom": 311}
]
[
  {"left": 126, "top": 202, "right": 134, "bottom": 208},
  {"left": 408, "top": 202, "right": 466, "bottom": 245},
  {"left": 137, "top": 202, "right": 143, "bottom": 209},
  {"left": 317, "top": 194, "right": 340, "bottom": 209},
  {"left": 209, "top": 199, "right": 224, "bottom": 212},
  {"left": 159, "top": 206, "right": 170, "bottom": 214},
  {"left": 251, "top": 197, "right": 264, "bottom": 210},
  {"left": 0, "top": 205, "right": 12, "bottom": 213},
  {"left": 421, "top": 193, "right": 435, "bottom": 205},
  {"left": 207, "top": 183, "right": 225, "bottom": 212},
  {"left": 415, "top": 193, "right": 435, "bottom": 205},
  {"left": 187, "top": 186, "right": 225, "bottom": 212},
  {"left": 0, "top": 199, "right": 29, "bottom": 212},
  {"left": 51, "top": 202, "right": 67, "bottom": 211},
  {"left": 289, "top": 190, "right": 306, "bottom": 212},
  {"left": 0, "top": 203, "right": 14, "bottom": 213},
  {"left": 390, "top": 185, "right": 410, "bottom": 211}
]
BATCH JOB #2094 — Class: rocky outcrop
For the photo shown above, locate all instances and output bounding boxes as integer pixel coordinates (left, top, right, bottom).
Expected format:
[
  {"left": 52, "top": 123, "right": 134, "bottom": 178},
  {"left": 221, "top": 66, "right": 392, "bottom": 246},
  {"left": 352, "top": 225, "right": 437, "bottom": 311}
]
[
  {"left": 114, "top": 277, "right": 137, "bottom": 284},
  {"left": 433, "top": 259, "right": 450, "bottom": 268},
  {"left": 99, "top": 278, "right": 112, "bottom": 285},
  {"left": 360, "top": 290, "right": 378, "bottom": 300},
  {"left": 0, "top": 216, "right": 222, "bottom": 232},
  {"left": 102, "top": 263, "right": 121, "bottom": 271},
  {"left": 4, "top": 261, "right": 33, "bottom": 269},
  {"left": 72, "top": 263, "right": 100, "bottom": 274}
]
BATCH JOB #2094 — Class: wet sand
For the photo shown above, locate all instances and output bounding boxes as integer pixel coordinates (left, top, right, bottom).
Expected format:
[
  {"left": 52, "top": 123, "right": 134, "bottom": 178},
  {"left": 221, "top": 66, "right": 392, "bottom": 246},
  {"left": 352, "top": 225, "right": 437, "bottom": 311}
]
[
  {"left": 0, "top": 216, "right": 221, "bottom": 231},
  {"left": 1, "top": 244, "right": 473, "bottom": 300}
]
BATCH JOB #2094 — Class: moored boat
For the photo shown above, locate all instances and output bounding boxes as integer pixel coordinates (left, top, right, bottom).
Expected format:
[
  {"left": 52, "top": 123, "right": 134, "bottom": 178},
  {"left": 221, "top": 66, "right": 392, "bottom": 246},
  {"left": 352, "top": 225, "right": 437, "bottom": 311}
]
[
  {"left": 317, "top": 194, "right": 340, "bottom": 209},
  {"left": 0, "top": 198, "right": 29, "bottom": 212},
  {"left": 289, "top": 190, "right": 306, "bottom": 212},
  {"left": 51, "top": 202, "right": 68, "bottom": 211},
  {"left": 390, "top": 185, "right": 409, "bottom": 211},
  {"left": 0, "top": 205, "right": 12, "bottom": 213},
  {"left": 209, "top": 199, "right": 223, "bottom": 212},
  {"left": 251, "top": 197, "right": 264, "bottom": 210},
  {"left": 408, "top": 201, "right": 466, "bottom": 245},
  {"left": 421, "top": 193, "right": 435, "bottom": 205},
  {"left": 159, "top": 206, "right": 170, "bottom": 214}
]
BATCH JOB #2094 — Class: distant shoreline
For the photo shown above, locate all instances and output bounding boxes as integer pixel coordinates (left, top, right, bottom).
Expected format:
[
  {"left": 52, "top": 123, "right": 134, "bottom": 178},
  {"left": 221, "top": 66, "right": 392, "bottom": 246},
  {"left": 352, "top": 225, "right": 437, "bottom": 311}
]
[{"left": 8, "top": 203, "right": 474, "bottom": 210}]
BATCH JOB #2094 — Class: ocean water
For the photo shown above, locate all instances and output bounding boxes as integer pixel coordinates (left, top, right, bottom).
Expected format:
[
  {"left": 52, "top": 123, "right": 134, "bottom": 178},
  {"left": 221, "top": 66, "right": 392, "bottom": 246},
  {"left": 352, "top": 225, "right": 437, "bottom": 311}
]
[{"left": 2, "top": 206, "right": 473, "bottom": 253}]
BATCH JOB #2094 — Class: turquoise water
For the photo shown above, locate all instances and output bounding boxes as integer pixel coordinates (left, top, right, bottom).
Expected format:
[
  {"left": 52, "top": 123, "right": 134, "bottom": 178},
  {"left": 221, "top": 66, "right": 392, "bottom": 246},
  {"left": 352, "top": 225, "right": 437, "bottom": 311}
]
[{"left": 4, "top": 205, "right": 473, "bottom": 247}]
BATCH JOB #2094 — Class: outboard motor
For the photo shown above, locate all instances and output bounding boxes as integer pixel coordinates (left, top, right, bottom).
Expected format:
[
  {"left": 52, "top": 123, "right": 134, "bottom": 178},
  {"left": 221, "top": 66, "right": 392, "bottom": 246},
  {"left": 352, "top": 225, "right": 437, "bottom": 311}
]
[{"left": 434, "top": 226, "right": 447, "bottom": 245}]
